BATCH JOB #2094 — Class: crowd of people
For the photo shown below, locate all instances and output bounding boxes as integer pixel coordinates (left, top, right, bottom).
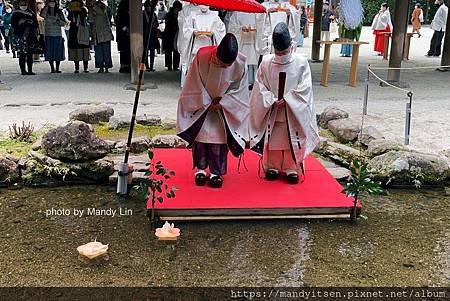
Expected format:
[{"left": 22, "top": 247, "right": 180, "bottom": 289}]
[{"left": 0, "top": 0, "right": 447, "bottom": 78}]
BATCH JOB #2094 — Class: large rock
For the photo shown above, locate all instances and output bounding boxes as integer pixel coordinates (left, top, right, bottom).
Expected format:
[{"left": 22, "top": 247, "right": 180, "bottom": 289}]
[
  {"left": 115, "top": 137, "right": 151, "bottom": 154},
  {"left": 151, "top": 135, "right": 188, "bottom": 148},
  {"left": 31, "top": 138, "right": 42, "bottom": 151},
  {"left": 41, "top": 121, "right": 110, "bottom": 162},
  {"left": 136, "top": 114, "right": 161, "bottom": 126},
  {"left": 359, "top": 126, "right": 385, "bottom": 146},
  {"left": 0, "top": 157, "right": 20, "bottom": 184},
  {"left": 21, "top": 151, "right": 114, "bottom": 186},
  {"left": 319, "top": 106, "right": 349, "bottom": 128},
  {"left": 316, "top": 141, "right": 365, "bottom": 167},
  {"left": 367, "top": 139, "right": 407, "bottom": 158},
  {"left": 69, "top": 105, "right": 114, "bottom": 124},
  {"left": 368, "top": 151, "right": 450, "bottom": 185},
  {"left": 439, "top": 149, "right": 450, "bottom": 163},
  {"left": 161, "top": 117, "right": 177, "bottom": 130},
  {"left": 108, "top": 115, "right": 130, "bottom": 130},
  {"left": 327, "top": 118, "right": 361, "bottom": 143}
]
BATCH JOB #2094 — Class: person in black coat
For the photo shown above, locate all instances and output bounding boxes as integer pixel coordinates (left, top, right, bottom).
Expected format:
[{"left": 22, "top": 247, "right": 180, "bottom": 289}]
[
  {"left": 162, "top": 1, "right": 181, "bottom": 71},
  {"left": 143, "top": 0, "right": 159, "bottom": 71},
  {"left": 11, "top": 0, "right": 40, "bottom": 75},
  {"left": 115, "top": 0, "right": 131, "bottom": 73}
]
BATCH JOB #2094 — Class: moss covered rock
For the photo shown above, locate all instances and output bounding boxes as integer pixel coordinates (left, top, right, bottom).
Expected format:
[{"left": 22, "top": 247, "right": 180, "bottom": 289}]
[{"left": 368, "top": 151, "right": 450, "bottom": 185}]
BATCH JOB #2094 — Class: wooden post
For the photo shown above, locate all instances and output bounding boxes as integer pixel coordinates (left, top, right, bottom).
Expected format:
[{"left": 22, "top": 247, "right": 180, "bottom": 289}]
[
  {"left": 403, "top": 33, "right": 414, "bottom": 60},
  {"left": 320, "top": 43, "right": 331, "bottom": 86},
  {"left": 349, "top": 43, "right": 361, "bottom": 87},
  {"left": 129, "top": 0, "right": 143, "bottom": 84},
  {"left": 311, "top": 0, "right": 323, "bottom": 61},
  {"left": 440, "top": 5, "right": 450, "bottom": 67},
  {"left": 387, "top": 0, "right": 409, "bottom": 83},
  {"left": 383, "top": 33, "right": 390, "bottom": 60}
]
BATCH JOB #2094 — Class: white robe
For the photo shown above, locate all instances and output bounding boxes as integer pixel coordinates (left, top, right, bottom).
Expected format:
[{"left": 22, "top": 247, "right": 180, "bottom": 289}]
[
  {"left": 177, "top": 3, "right": 200, "bottom": 55},
  {"left": 177, "top": 46, "right": 250, "bottom": 157},
  {"left": 181, "top": 9, "right": 226, "bottom": 86},
  {"left": 228, "top": 12, "right": 261, "bottom": 66},
  {"left": 259, "top": 0, "right": 299, "bottom": 54},
  {"left": 249, "top": 51, "right": 320, "bottom": 168}
]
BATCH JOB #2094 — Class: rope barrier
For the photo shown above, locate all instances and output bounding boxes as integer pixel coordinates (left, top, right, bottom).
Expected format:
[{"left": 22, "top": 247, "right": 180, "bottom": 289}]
[
  {"left": 367, "top": 65, "right": 450, "bottom": 70},
  {"left": 367, "top": 68, "right": 411, "bottom": 93},
  {"left": 364, "top": 65, "right": 415, "bottom": 145}
]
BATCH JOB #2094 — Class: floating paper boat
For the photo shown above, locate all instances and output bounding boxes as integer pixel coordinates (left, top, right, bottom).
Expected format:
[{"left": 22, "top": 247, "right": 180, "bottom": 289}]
[
  {"left": 77, "top": 241, "right": 108, "bottom": 260},
  {"left": 155, "top": 221, "right": 180, "bottom": 240}
]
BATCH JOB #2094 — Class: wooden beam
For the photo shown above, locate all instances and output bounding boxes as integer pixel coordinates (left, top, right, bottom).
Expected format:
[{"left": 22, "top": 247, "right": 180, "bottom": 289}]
[
  {"left": 311, "top": 0, "right": 323, "bottom": 61},
  {"left": 159, "top": 214, "right": 352, "bottom": 221},
  {"left": 387, "top": 0, "right": 410, "bottom": 83},
  {"left": 441, "top": 3, "right": 450, "bottom": 67},
  {"left": 129, "top": 0, "right": 143, "bottom": 84}
]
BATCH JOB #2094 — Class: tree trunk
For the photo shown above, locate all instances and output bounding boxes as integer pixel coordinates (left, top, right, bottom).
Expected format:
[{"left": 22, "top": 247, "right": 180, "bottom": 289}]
[
  {"left": 440, "top": 5, "right": 450, "bottom": 67},
  {"left": 129, "top": 0, "right": 143, "bottom": 84},
  {"left": 352, "top": 196, "right": 358, "bottom": 221},
  {"left": 387, "top": 0, "right": 409, "bottom": 83},
  {"left": 311, "top": 0, "right": 323, "bottom": 61}
]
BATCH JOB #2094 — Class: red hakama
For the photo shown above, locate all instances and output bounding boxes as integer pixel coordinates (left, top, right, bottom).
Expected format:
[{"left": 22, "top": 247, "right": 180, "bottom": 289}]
[{"left": 373, "top": 25, "right": 390, "bottom": 54}]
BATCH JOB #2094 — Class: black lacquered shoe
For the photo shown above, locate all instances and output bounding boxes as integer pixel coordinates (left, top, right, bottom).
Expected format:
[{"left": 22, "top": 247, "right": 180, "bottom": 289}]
[
  {"left": 265, "top": 169, "right": 279, "bottom": 181},
  {"left": 287, "top": 173, "right": 299, "bottom": 185},
  {"left": 208, "top": 176, "right": 223, "bottom": 188},
  {"left": 195, "top": 173, "right": 207, "bottom": 186}
]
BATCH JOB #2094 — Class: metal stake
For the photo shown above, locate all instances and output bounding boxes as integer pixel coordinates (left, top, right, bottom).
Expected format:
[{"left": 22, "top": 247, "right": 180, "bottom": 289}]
[
  {"left": 117, "top": 4, "right": 156, "bottom": 197},
  {"left": 404, "top": 91, "right": 413, "bottom": 145}
]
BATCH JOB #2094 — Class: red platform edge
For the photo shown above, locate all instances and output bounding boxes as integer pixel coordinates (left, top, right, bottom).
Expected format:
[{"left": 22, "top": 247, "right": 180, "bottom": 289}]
[{"left": 146, "top": 149, "right": 359, "bottom": 214}]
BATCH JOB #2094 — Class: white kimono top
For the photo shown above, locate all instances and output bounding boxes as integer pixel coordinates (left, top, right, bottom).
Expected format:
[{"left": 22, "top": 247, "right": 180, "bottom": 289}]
[
  {"left": 258, "top": 0, "right": 299, "bottom": 54},
  {"left": 249, "top": 50, "right": 319, "bottom": 164},
  {"left": 177, "top": 46, "right": 250, "bottom": 157},
  {"left": 228, "top": 12, "right": 264, "bottom": 66},
  {"left": 182, "top": 10, "right": 226, "bottom": 75}
]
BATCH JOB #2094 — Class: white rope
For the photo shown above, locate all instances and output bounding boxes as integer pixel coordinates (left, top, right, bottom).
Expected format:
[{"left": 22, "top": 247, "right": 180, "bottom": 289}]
[
  {"left": 368, "top": 65, "right": 450, "bottom": 70},
  {"left": 367, "top": 68, "right": 411, "bottom": 93}
]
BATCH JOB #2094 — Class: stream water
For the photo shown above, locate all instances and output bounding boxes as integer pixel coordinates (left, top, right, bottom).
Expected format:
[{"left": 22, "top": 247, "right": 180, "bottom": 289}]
[{"left": 0, "top": 186, "right": 449, "bottom": 287}]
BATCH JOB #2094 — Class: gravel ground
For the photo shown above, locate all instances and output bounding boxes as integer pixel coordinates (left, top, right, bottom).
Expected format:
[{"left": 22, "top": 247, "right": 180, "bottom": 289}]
[{"left": 1, "top": 25, "right": 449, "bottom": 154}]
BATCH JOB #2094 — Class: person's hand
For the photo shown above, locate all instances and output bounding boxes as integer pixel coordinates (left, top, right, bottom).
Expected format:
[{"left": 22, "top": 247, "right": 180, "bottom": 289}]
[
  {"left": 208, "top": 103, "right": 222, "bottom": 112},
  {"left": 274, "top": 99, "right": 286, "bottom": 108}
]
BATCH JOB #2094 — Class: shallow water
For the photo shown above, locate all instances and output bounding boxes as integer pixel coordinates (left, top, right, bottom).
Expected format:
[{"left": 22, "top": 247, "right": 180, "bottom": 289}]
[{"left": 0, "top": 186, "right": 449, "bottom": 287}]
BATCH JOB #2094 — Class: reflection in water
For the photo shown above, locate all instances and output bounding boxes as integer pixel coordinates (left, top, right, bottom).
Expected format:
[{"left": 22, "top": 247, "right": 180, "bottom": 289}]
[
  {"left": 434, "top": 230, "right": 450, "bottom": 285},
  {"left": 276, "top": 226, "right": 310, "bottom": 286},
  {"left": 0, "top": 187, "right": 449, "bottom": 286}
]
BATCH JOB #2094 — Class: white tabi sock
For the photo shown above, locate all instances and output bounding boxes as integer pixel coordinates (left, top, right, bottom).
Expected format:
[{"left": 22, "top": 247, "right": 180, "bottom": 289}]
[{"left": 195, "top": 170, "right": 206, "bottom": 176}]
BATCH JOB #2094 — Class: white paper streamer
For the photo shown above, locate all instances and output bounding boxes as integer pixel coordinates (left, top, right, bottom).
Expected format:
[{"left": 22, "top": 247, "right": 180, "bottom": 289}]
[{"left": 340, "top": 0, "right": 364, "bottom": 29}]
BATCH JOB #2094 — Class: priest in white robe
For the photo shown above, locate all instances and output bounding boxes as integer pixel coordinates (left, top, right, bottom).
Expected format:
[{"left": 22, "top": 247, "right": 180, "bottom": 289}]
[
  {"left": 249, "top": 23, "right": 319, "bottom": 184},
  {"left": 258, "top": 0, "right": 298, "bottom": 54},
  {"left": 177, "top": 2, "right": 200, "bottom": 78},
  {"left": 180, "top": 5, "right": 226, "bottom": 87},
  {"left": 228, "top": 11, "right": 267, "bottom": 89},
  {"left": 177, "top": 33, "right": 250, "bottom": 188}
]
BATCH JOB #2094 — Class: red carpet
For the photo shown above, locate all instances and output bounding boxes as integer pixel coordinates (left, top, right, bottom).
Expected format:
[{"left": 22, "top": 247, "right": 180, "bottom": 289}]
[{"left": 148, "top": 149, "right": 359, "bottom": 218}]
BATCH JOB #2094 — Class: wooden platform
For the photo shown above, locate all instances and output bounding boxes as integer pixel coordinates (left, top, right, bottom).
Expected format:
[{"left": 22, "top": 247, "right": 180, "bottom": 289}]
[{"left": 144, "top": 149, "right": 360, "bottom": 221}]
